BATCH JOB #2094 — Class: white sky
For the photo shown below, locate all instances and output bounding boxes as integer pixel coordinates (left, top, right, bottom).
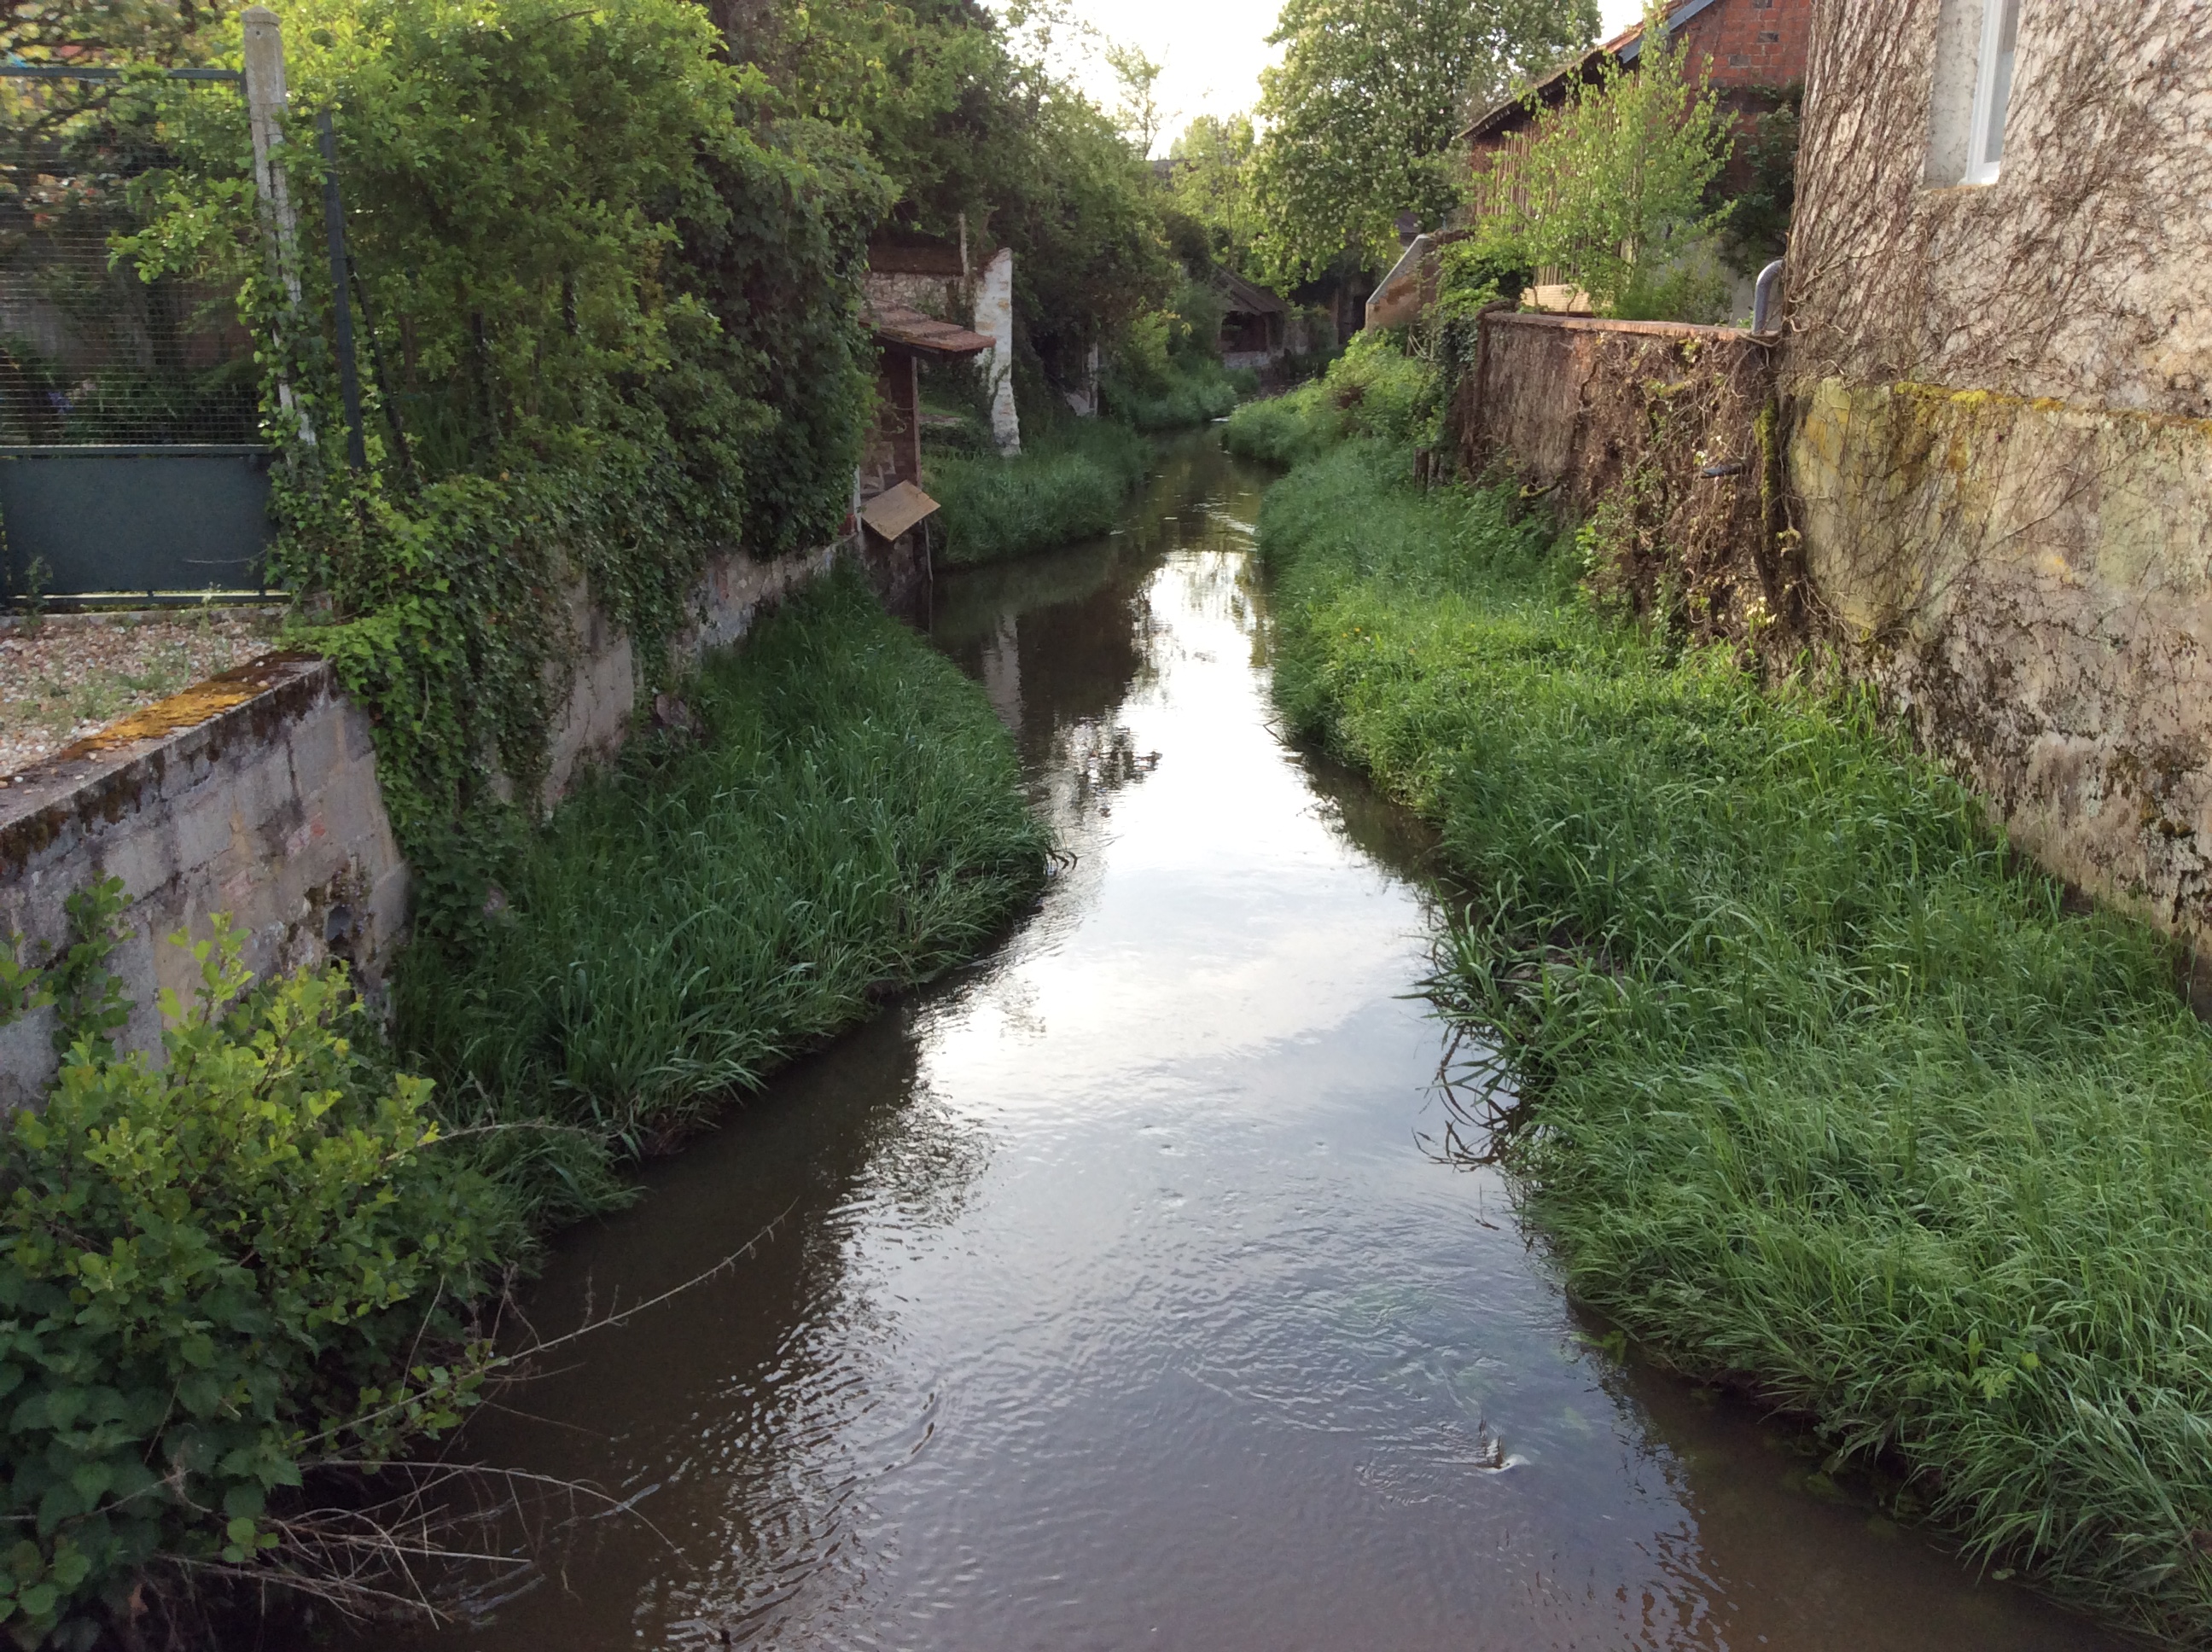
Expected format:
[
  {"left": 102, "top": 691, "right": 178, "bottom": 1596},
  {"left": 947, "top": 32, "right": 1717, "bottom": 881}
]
[{"left": 1041, "top": 0, "right": 1649, "bottom": 154}]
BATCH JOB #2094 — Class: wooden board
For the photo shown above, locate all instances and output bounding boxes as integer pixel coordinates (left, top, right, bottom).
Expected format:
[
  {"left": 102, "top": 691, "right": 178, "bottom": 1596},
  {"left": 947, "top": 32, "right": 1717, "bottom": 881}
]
[{"left": 860, "top": 480, "right": 940, "bottom": 542}]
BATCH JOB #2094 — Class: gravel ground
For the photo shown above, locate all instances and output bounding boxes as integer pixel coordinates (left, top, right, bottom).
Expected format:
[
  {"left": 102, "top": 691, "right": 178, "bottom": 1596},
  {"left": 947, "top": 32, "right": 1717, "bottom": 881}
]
[{"left": 0, "top": 608, "right": 286, "bottom": 779}]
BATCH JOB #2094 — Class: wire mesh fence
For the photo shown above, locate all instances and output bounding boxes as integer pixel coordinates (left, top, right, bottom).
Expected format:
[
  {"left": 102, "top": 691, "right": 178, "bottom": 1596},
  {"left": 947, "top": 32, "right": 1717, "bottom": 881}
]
[
  {"left": 0, "top": 73, "right": 260, "bottom": 447},
  {"left": 0, "top": 68, "right": 279, "bottom": 607}
]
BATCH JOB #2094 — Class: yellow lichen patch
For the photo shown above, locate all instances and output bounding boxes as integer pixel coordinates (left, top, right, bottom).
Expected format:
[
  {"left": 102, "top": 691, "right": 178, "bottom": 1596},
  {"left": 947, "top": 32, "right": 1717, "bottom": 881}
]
[{"left": 48, "top": 654, "right": 314, "bottom": 764}]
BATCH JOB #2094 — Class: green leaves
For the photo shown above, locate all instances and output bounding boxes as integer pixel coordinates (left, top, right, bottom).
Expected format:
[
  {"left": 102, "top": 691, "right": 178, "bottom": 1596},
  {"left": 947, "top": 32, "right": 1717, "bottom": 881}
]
[
  {"left": 1250, "top": 0, "right": 1598, "bottom": 283},
  {"left": 0, "top": 916, "right": 502, "bottom": 1641},
  {"left": 1465, "top": 0, "right": 1738, "bottom": 319}
]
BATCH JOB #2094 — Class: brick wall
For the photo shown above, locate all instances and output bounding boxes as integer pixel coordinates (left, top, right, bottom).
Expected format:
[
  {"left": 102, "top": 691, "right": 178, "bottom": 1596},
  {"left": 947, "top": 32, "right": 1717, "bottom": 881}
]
[{"left": 1676, "top": 0, "right": 1813, "bottom": 90}]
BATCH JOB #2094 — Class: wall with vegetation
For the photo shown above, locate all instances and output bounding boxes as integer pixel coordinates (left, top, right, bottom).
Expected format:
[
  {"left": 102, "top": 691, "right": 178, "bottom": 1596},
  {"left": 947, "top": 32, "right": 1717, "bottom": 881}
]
[
  {"left": 1784, "top": 0, "right": 2212, "bottom": 940},
  {"left": 0, "top": 533, "right": 914, "bottom": 1110},
  {"left": 0, "top": 658, "right": 405, "bottom": 1112},
  {"left": 1452, "top": 311, "right": 1805, "bottom": 659}
]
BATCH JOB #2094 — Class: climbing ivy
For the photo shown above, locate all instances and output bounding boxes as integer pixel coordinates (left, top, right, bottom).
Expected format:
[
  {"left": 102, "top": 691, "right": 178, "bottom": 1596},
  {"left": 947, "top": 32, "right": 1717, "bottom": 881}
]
[{"left": 119, "top": 0, "right": 890, "bottom": 841}]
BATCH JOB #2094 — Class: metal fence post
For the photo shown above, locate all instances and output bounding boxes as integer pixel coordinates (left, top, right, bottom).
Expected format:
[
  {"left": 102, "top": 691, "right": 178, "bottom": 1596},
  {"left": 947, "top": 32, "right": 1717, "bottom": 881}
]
[{"left": 242, "top": 5, "right": 312, "bottom": 445}]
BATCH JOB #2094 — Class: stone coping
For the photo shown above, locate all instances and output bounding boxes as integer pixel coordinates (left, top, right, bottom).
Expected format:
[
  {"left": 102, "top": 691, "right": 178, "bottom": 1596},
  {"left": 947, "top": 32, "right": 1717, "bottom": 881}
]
[
  {"left": 1490, "top": 311, "right": 1770, "bottom": 344},
  {"left": 0, "top": 653, "right": 328, "bottom": 881}
]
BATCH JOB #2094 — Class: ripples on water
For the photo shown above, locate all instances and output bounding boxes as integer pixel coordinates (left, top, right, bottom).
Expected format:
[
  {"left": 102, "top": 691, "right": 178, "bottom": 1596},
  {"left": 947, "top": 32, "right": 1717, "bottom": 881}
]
[{"left": 399, "top": 435, "right": 2125, "bottom": 1651}]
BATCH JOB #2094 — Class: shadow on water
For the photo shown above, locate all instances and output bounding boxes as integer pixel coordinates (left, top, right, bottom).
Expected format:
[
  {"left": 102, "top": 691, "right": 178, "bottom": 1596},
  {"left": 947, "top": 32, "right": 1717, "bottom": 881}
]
[{"left": 371, "top": 428, "right": 2135, "bottom": 1651}]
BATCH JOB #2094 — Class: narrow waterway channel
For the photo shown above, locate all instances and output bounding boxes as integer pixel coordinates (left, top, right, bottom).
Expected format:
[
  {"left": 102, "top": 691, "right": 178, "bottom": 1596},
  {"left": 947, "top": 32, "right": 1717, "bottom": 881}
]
[{"left": 416, "top": 433, "right": 2128, "bottom": 1650}]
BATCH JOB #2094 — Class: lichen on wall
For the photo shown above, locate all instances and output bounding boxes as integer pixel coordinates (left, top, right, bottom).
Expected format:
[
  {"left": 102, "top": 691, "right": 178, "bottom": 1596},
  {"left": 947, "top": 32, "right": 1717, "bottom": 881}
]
[
  {"left": 1782, "top": 0, "right": 2212, "bottom": 945},
  {"left": 1794, "top": 378, "right": 2212, "bottom": 933}
]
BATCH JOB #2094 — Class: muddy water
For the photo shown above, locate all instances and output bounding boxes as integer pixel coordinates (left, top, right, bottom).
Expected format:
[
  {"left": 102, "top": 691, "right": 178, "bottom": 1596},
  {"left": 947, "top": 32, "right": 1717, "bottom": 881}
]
[{"left": 421, "top": 434, "right": 2128, "bottom": 1650}]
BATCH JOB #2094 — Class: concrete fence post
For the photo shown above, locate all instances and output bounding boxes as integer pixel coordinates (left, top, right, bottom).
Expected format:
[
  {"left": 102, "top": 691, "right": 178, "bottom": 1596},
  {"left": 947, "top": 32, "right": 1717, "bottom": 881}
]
[
  {"left": 977, "top": 247, "right": 1020, "bottom": 456},
  {"left": 242, "top": 5, "right": 312, "bottom": 443}
]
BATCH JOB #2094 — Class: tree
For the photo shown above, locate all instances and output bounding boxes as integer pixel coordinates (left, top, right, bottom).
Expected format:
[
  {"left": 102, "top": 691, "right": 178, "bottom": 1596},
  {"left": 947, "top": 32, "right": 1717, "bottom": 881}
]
[
  {"left": 1248, "top": 0, "right": 1597, "bottom": 285},
  {"left": 1104, "top": 39, "right": 1164, "bottom": 157},
  {"left": 719, "top": 0, "right": 1173, "bottom": 388},
  {"left": 1167, "top": 113, "right": 1261, "bottom": 275},
  {"left": 1468, "top": 0, "right": 1736, "bottom": 317}
]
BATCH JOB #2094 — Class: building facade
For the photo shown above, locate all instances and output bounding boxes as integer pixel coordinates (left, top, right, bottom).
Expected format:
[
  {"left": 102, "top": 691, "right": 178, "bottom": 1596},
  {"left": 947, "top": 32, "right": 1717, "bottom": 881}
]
[{"left": 1784, "top": 0, "right": 2212, "bottom": 940}]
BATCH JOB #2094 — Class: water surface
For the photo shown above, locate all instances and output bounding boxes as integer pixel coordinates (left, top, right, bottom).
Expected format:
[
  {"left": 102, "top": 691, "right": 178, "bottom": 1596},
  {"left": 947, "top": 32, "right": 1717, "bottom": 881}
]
[{"left": 420, "top": 433, "right": 2128, "bottom": 1650}]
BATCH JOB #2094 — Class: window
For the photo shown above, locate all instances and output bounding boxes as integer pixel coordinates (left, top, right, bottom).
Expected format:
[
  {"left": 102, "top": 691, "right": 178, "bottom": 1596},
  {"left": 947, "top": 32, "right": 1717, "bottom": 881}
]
[{"left": 1965, "top": 0, "right": 2021, "bottom": 184}]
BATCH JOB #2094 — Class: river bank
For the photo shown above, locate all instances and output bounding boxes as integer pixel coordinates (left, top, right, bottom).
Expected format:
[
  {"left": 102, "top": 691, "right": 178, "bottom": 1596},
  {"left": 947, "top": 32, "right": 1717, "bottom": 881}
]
[
  {"left": 394, "top": 567, "right": 1051, "bottom": 1228},
  {"left": 1234, "top": 383, "right": 2212, "bottom": 1643},
  {"left": 375, "top": 430, "right": 2124, "bottom": 1652},
  {"left": 929, "top": 361, "right": 1260, "bottom": 568},
  {"left": 0, "top": 566, "right": 1047, "bottom": 1644}
]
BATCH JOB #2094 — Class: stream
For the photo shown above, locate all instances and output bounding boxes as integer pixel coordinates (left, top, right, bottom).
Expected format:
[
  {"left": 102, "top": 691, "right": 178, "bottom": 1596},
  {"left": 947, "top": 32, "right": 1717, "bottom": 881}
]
[{"left": 415, "top": 433, "right": 2127, "bottom": 1650}]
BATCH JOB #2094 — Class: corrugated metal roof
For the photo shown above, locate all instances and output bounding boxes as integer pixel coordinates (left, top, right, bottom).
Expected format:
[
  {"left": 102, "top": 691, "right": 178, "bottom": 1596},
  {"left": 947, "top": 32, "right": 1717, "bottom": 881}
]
[{"left": 868, "top": 300, "right": 994, "bottom": 359}]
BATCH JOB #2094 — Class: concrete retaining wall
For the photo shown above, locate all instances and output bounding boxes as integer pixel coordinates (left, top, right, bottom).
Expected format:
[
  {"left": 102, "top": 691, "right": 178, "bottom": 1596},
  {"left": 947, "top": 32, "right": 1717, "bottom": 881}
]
[
  {"left": 0, "top": 535, "right": 917, "bottom": 1108},
  {"left": 0, "top": 656, "right": 405, "bottom": 1111}
]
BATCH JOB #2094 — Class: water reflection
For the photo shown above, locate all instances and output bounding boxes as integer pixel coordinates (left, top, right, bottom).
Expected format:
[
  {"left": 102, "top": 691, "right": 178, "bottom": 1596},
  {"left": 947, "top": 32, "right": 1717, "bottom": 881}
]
[{"left": 398, "top": 431, "right": 2126, "bottom": 1652}]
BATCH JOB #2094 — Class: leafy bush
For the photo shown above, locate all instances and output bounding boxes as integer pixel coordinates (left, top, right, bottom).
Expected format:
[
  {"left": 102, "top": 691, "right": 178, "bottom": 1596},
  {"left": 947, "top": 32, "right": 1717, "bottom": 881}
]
[
  {"left": 1254, "top": 437, "right": 2212, "bottom": 1646},
  {"left": 1463, "top": 0, "right": 1734, "bottom": 318},
  {"left": 1103, "top": 365, "right": 1243, "bottom": 432},
  {"left": 932, "top": 422, "right": 1150, "bottom": 567},
  {"left": 0, "top": 889, "right": 502, "bottom": 1647},
  {"left": 395, "top": 570, "right": 1049, "bottom": 1218},
  {"left": 1223, "top": 333, "right": 1441, "bottom": 467},
  {"left": 1102, "top": 277, "right": 1249, "bottom": 433}
]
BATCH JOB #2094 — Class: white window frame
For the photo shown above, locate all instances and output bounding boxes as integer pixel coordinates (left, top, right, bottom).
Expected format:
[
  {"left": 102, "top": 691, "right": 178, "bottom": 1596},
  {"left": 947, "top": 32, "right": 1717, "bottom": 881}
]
[{"left": 1965, "top": 0, "right": 2020, "bottom": 185}]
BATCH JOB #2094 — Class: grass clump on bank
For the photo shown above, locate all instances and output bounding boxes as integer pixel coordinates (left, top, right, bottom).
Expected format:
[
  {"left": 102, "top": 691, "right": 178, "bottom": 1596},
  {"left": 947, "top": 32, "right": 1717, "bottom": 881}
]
[
  {"left": 1103, "top": 358, "right": 1253, "bottom": 431},
  {"left": 1225, "top": 332, "right": 1440, "bottom": 468},
  {"left": 930, "top": 420, "right": 1150, "bottom": 567},
  {"left": 1254, "top": 417, "right": 2212, "bottom": 1641},
  {"left": 397, "top": 567, "right": 1049, "bottom": 1218}
]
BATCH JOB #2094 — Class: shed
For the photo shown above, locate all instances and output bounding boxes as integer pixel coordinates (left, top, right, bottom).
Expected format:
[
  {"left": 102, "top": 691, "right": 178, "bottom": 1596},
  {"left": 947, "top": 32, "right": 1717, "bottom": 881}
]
[
  {"left": 859, "top": 299, "right": 993, "bottom": 537},
  {"left": 1211, "top": 268, "right": 1291, "bottom": 370}
]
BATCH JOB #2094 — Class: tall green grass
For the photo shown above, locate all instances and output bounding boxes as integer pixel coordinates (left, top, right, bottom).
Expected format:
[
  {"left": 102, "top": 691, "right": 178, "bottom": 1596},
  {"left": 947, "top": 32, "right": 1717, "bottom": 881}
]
[
  {"left": 396, "top": 568, "right": 1048, "bottom": 1221},
  {"left": 1225, "top": 334, "right": 1441, "bottom": 468},
  {"left": 1258, "top": 435, "right": 2212, "bottom": 1643},
  {"left": 930, "top": 420, "right": 1150, "bottom": 567},
  {"left": 1103, "top": 360, "right": 1251, "bottom": 431}
]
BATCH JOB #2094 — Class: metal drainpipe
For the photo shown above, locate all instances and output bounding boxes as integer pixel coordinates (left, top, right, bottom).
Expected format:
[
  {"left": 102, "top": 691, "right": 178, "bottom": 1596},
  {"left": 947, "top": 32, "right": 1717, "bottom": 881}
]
[{"left": 1752, "top": 259, "right": 1786, "bottom": 336}]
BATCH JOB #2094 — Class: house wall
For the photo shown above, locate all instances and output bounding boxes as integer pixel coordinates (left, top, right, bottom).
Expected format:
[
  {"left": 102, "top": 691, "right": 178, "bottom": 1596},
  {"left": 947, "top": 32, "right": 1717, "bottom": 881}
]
[
  {"left": 1673, "top": 0, "right": 1813, "bottom": 93},
  {"left": 1784, "top": 1, "right": 2212, "bottom": 939}
]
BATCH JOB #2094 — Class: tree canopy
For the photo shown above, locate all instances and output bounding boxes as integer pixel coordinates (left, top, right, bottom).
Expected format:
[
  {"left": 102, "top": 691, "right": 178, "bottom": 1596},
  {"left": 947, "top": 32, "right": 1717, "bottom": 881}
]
[
  {"left": 1167, "top": 114, "right": 1262, "bottom": 277},
  {"left": 1249, "top": 0, "right": 1598, "bottom": 284},
  {"left": 716, "top": 0, "right": 1174, "bottom": 383}
]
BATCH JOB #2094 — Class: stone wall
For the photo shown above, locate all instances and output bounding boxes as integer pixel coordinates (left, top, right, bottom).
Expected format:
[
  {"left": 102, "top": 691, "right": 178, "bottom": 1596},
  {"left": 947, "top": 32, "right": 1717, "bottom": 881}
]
[
  {"left": 1783, "top": 0, "right": 2212, "bottom": 941},
  {"left": 1790, "top": 2, "right": 2211, "bottom": 416},
  {"left": 0, "top": 657, "right": 405, "bottom": 1111},
  {"left": 0, "top": 534, "right": 917, "bottom": 1108},
  {"left": 1451, "top": 311, "right": 1803, "bottom": 655}
]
